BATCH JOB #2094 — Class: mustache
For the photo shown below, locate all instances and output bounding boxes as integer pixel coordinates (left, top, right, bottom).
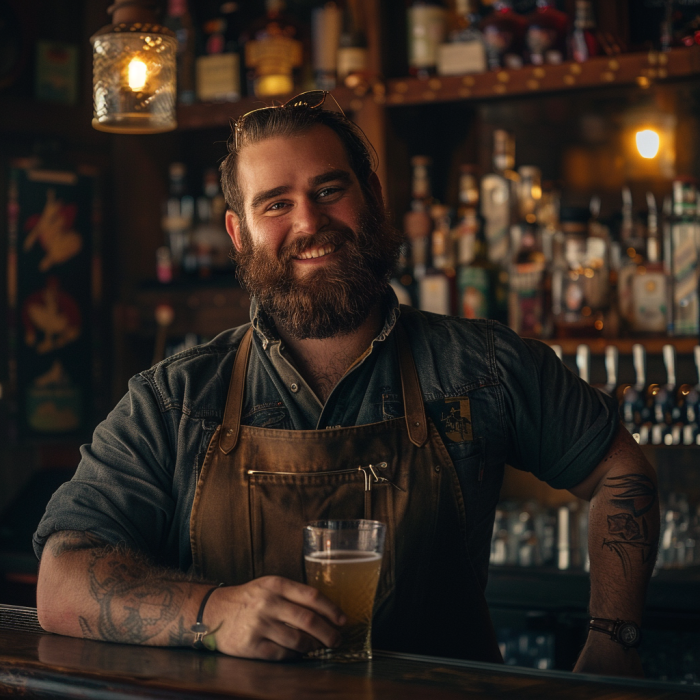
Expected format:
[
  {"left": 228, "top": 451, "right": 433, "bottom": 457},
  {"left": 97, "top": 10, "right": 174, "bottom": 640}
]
[{"left": 277, "top": 229, "right": 354, "bottom": 264}]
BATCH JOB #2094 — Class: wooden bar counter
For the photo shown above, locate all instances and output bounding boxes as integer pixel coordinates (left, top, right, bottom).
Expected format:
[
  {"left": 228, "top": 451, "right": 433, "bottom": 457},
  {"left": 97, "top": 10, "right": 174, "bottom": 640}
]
[{"left": 0, "top": 606, "right": 695, "bottom": 699}]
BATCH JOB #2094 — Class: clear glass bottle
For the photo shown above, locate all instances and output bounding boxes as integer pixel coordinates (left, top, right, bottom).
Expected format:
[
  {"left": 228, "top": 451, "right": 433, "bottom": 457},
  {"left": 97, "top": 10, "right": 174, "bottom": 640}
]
[
  {"left": 630, "top": 192, "right": 669, "bottom": 334},
  {"left": 337, "top": 1, "right": 368, "bottom": 86},
  {"left": 311, "top": 1, "right": 342, "bottom": 90},
  {"left": 669, "top": 178, "right": 700, "bottom": 336},
  {"left": 480, "top": 0, "right": 527, "bottom": 70},
  {"left": 419, "top": 204, "right": 456, "bottom": 315},
  {"left": 407, "top": 0, "right": 448, "bottom": 78},
  {"left": 525, "top": 0, "right": 569, "bottom": 66},
  {"left": 569, "top": 0, "right": 599, "bottom": 63},
  {"left": 481, "top": 129, "right": 516, "bottom": 268}
]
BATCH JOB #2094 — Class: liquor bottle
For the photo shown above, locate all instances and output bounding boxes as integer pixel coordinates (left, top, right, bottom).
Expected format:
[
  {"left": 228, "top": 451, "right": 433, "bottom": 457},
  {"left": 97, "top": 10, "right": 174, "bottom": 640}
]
[
  {"left": 576, "top": 344, "right": 591, "bottom": 384},
  {"left": 166, "top": 0, "right": 197, "bottom": 104},
  {"left": 337, "top": 0, "right": 368, "bottom": 86},
  {"left": 244, "top": 0, "right": 305, "bottom": 97},
  {"left": 407, "top": 0, "right": 448, "bottom": 79},
  {"left": 193, "top": 168, "right": 233, "bottom": 276},
  {"left": 552, "top": 206, "right": 604, "bottom": 338},
  {"left": 569, "top": 0, "right": 599, "bottom": 63},
  {"left": 679, "top": 345, "right": 700, "bottom": 446},
  {"left": 481, "top": 129, "right": 515, "bottom": 268},
  {"left": 480, "top": 0, "right": 527, "bottom": 70},
  {"left": 162, "top": 162, "right": 195, "bottom": 276},
  {"left": 311, "top": 2, "right": 342, "bottom": 90},
  {"left": 525, "top": 0, "right": 569, "bottom": 66},
  {"left": 419, "top": 204, "right": 455, "bottom": 315},
  {"left": 616, "top": 187, "right": 647, "bottom": 334},
  {"left": 583, "top": 194, "right": 610, "bottom": 327},
  {"left": 196, "top": 2, "right": 242, "bottom": 102},
  {"left": 437, "top": 0, "right": 487, "bottom": 76},
  {"left": 403, "top": 156, "right": 434, "bottom": 288},
  {"left": 455, "top": 168, "right": 501, "bottom": 321},
  {"left": 508, "top": 167, "right": 547, "bottom": 337},
  {"left": 669, "top": 178, "right": 700, "bottom": 336},
  {"left": 651, "top": 344, "right": 681, "bottom": 446},
  {"left": 620, "top": 343, "right": 650, "bottom": 443},
  {"left": 630, "top": 193, "right": 669, "bottom": 334}
]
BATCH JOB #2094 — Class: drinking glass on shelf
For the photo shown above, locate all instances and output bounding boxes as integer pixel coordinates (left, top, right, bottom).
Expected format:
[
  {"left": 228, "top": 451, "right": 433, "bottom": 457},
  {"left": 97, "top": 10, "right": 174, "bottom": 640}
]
[{"left": 303, "top": 520, "right": 385, "bottom": 662}]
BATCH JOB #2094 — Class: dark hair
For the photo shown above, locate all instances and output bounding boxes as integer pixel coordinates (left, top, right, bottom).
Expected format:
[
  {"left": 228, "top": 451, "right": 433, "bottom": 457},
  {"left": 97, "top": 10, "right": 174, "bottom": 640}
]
[{"left": 220, "top": 105, "right": 378, "bottom": 219}]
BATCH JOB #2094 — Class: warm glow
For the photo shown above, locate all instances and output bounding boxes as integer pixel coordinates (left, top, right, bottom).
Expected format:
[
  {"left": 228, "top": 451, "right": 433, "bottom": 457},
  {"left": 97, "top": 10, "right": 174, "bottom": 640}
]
[
  {"left": 635, "top": 129, "right": 660, "bottom": 159},
  {"left": 128, "top": 58, "right": 148, "bottom": 91}
]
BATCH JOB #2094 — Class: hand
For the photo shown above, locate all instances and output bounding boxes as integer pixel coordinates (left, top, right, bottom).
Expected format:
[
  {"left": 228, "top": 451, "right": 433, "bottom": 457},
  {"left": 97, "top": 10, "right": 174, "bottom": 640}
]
[
  {"left": 202, "top": 576, "right": 346, "bottom": 661},
  {"left": 573, "top": 633, "right": 644, "bottom": 678}
]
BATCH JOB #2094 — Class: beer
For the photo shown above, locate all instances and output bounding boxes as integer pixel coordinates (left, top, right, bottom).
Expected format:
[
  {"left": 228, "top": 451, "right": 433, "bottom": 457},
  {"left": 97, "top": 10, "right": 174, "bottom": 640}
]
[{"left": 304, "top": 550, "right": 382, "bottom": 661}]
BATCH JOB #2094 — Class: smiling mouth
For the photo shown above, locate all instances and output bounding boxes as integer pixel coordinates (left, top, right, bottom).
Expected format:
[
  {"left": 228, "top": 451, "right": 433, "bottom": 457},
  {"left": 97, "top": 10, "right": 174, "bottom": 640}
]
[{"left": 292, "top": 243, "right": 340, "bottom": 260}]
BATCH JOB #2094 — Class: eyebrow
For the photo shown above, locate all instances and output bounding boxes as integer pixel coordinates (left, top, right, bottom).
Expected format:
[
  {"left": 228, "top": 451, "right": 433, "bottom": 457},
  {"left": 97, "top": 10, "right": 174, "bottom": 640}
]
[{"left": 249, "top": 169, "right": 354, "bottom": 211}]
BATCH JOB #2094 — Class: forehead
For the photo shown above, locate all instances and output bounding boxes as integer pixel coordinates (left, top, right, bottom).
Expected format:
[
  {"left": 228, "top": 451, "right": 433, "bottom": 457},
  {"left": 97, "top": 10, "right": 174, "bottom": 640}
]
[{"left": 236, "top": 125, "right": 355, "bottom": 204}]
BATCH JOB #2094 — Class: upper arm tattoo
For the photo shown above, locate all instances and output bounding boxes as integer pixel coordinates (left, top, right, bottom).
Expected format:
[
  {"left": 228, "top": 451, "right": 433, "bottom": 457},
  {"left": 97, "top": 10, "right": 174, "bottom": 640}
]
[
  {"left": 604, "top": 473, "right": 657, "bottom": 517},
  {"left": 47, "top": 530, "right": 107, "bottom": 558}
]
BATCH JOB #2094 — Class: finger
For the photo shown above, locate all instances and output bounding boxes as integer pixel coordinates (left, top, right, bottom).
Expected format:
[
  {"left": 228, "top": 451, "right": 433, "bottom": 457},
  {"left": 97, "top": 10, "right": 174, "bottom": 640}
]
[
  {"left": 264, "top": 620, "right": 325, "bottom": 655},
  {"left": 264, "top": 577, "right": 346, "bottom": 626},
  {"left": 274, "top": 602, "right": 342, "bottom": 650}
]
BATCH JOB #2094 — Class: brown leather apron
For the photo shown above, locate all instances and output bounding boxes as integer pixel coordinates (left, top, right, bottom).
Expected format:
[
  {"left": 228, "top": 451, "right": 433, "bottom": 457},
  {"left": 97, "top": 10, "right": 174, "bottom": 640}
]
[{"left": 190, "top": 321, "right": 502, "bottom": 663}]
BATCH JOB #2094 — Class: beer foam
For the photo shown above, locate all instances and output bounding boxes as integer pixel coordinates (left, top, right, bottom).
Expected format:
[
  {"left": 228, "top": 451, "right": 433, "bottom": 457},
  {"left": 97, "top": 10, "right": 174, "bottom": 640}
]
[{"left": 305, "top": 551, "right": 382, "bottom": 563}]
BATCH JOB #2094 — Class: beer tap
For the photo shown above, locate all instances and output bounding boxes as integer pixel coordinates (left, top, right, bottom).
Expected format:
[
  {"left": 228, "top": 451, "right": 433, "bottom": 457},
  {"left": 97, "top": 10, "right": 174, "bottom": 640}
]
[
  {"left": 651, "top": 344, "right": 679, "bottom": 445},
  {"left": 603, "top": 345, "right": 618, "bottom": 398},
  {"left": 576, "top": 344, "right": 591, "bottom": 384},
  {"left": 621, "top": 344, "right": 650, "bottom": 443},
  {"left": 680, "top": 345, "right": 700, "bottom": 446}
]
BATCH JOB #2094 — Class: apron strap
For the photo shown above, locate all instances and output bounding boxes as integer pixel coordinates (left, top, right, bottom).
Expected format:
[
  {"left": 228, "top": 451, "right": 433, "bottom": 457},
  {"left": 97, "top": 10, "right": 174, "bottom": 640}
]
[
  {"left": 219, "top": 318, "right": 427, "bottom": 451},
  {"left": 219, "top": 326, "right": 254, "bottom": 454},
  {"left": 395, "top": 320, "right": 428, "bottom": 448}
]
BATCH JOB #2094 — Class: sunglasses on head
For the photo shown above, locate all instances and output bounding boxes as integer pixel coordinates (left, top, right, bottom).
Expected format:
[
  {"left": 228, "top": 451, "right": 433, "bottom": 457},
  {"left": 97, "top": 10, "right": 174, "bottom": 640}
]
[{"left": 233, "top": 90, "right": 346, "bottom": 150}]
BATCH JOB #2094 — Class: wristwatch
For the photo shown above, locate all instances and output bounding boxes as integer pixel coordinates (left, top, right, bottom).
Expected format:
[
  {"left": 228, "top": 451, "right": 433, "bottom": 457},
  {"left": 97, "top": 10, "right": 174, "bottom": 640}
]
[{"left": 589, "top": 617, "right": 642, "bottom": 649}]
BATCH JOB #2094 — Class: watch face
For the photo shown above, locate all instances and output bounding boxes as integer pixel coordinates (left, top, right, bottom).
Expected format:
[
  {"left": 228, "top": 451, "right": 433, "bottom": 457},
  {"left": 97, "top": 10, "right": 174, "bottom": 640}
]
[{"left": 619, "top": 623, "right": 640, "bottom": 647}]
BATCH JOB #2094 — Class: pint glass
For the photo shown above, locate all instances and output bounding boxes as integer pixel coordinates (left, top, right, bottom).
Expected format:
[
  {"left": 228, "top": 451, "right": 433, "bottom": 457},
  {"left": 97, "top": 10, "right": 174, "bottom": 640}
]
[{"left": 303, "top": 519, "right": 386, "bottom": 662}]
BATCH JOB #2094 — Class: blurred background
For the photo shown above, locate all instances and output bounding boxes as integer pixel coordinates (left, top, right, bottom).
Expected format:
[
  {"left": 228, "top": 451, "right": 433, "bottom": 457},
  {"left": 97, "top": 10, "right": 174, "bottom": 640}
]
[{"left": 0, "top": 0, "right": 699, "bottom": 683}]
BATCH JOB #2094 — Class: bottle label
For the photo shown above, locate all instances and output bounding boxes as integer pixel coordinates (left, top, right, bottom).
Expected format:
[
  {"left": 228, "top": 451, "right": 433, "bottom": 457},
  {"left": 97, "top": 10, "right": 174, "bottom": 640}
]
[
  {"left": 419, "top": 273, "right": 451, "bottom": 315},
  {"left": 196, "top": 53, "right": 241, "bottom": 102},
  {"left": 631, "top": 271, "right": 667, "bottom": 333},
  {"left": 458, "top": 266, "right": 490, "bottom": 319},
  {"left": 437, "top": 41, "right": 486, "bottom": 76},
  {"left": 408, "top": 6, "right": 447, "bottom": 69},
  {"left": 337, "top": 47, "right": 368, "bottom": 79},
  {"left": 312, "top": 4, "right": 342, "bottom": 72}
]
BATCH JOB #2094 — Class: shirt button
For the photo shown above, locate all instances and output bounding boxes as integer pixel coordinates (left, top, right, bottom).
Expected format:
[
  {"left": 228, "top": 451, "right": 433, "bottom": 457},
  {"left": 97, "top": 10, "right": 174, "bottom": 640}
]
[{"left": 290, "top": 383, "right": 299, "bottom": 393}]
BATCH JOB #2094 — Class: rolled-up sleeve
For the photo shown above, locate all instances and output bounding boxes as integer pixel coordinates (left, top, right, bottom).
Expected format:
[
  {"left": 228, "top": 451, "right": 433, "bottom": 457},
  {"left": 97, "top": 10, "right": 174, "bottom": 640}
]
[
  {"left": 495, "top": 324, "right": 619, "bottom": 490},
  {"left": 33, "top": 373, "right": 176, "bottom": 560}
]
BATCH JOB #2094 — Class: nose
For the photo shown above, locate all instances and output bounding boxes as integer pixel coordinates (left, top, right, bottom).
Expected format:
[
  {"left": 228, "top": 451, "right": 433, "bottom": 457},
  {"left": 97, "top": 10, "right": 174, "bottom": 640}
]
[{"left": 289, "top": 198, "right": 329, "bottom": 237}]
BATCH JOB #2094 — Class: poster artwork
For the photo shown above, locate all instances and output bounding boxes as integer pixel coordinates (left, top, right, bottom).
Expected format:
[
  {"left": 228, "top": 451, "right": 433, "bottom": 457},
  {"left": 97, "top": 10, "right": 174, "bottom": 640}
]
[{"left": 8, "top": 167, "right": 96, "bottom": 438}]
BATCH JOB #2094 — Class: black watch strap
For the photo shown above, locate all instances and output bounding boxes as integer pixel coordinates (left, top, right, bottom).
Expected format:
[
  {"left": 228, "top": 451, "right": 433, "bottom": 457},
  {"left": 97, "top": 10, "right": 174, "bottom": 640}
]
[{"left": 589, "top": 617, "right": 641, "bottom": 649}]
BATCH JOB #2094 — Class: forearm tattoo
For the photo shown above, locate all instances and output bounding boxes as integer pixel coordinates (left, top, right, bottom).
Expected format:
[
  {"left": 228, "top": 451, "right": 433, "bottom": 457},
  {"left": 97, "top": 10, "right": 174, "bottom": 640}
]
[
  {"left": 47, "top": 531, "right": 200, "bottom": 646},
  {"left": 601, "top": 473, "right": 658, "bottom": 577}
]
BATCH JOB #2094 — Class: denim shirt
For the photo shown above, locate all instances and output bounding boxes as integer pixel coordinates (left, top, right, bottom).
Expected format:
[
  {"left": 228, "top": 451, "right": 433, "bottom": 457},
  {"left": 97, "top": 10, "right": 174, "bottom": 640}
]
[{"left": 34, "top": 290, "right": 618, "bottom": 589}]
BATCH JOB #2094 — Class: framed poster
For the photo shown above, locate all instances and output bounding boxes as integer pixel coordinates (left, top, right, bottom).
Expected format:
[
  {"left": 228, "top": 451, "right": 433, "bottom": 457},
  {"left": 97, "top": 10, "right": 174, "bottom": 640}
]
[{"left": 7, "top": 163, "right": 101, "bottom": 440}]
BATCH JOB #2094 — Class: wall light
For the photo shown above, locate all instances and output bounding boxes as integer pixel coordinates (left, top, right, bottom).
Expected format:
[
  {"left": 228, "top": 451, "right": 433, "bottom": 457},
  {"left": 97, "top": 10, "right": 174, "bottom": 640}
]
[
  {"left": 636, "top": 129, "right": 660, "bottom": 159},
  {"left": 90, "top": 0, "right": 177, "bottom": 134}
]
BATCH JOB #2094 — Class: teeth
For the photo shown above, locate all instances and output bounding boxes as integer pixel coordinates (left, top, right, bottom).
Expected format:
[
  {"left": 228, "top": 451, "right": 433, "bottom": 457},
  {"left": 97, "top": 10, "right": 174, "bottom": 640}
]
[{"left": 296, "top": 244, "right": 336, "bottom": 260}]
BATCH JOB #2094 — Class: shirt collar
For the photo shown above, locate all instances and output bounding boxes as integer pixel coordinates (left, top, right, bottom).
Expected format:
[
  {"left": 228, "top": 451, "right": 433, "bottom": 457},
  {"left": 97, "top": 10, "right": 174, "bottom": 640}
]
[{"left": 249, "top": 286, "right": 401, "bottom": 348}]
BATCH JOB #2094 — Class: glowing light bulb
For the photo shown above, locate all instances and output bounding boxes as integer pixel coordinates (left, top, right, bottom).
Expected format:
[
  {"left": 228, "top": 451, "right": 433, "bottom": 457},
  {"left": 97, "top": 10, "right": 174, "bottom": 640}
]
[
  {"left": 128, "top": 58, "right": 148, "bottom": 91},
  {"left": 635, "top": 129, "right": 660, "bottom": 159}
]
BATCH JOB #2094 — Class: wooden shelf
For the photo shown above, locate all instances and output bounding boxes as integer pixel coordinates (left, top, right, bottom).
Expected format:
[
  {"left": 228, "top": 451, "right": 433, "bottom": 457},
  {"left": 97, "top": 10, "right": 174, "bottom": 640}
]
[
  {"left": 176, "top": 85, "right": 361, "bottom": 131},
  {"left": 384, "top": 47, "right": 700, "bottom": 107},
  {"left": 538, "top": 338, "right": 699, "bottom": 355},
  {"left": 175, "top": 47, "right": 700, "bottom": 131}
]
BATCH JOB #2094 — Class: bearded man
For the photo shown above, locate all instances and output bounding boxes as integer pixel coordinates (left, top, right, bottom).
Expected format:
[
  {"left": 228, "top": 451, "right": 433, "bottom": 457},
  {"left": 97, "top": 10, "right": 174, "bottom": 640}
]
[{"left": 34, "top": 93, "right": 658, "bottom": 677}]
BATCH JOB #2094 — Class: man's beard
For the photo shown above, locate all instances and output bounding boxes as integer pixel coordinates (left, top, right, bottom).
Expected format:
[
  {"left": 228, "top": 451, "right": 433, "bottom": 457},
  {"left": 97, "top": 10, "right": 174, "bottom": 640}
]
[{"left": 234, "top": 202, "right": 403, "bottom": 339}]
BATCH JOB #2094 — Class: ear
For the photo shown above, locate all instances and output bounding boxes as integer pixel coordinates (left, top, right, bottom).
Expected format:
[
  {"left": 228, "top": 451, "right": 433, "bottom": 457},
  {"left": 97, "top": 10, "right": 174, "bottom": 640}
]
[
  {"left": 225, "top": 210, "right": 243, "bottom": 252},
  {"left": 367, "top": 171, "right": 384, "bottom": 209}
]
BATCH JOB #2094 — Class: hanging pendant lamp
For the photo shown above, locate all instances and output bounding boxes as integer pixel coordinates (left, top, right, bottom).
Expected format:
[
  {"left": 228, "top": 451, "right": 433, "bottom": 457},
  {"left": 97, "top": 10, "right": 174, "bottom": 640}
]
[{"left": 91, "top": 0, "right": 177, "bottom": 134}]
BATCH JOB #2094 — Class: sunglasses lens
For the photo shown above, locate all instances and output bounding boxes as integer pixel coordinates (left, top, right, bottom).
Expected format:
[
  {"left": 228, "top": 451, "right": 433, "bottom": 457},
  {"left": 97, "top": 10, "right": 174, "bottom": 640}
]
[{"left": 285, "top": 90, "right": 326, "bottom": 109}]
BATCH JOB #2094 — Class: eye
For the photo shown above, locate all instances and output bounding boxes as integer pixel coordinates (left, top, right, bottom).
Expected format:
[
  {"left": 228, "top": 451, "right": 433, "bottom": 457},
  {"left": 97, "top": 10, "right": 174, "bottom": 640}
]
[
  {"left": 266, "top": 201, "right": 288, "bottom": 212},
  {"left": 317, "top": 186, "right": 342, "bottom": 200}
]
